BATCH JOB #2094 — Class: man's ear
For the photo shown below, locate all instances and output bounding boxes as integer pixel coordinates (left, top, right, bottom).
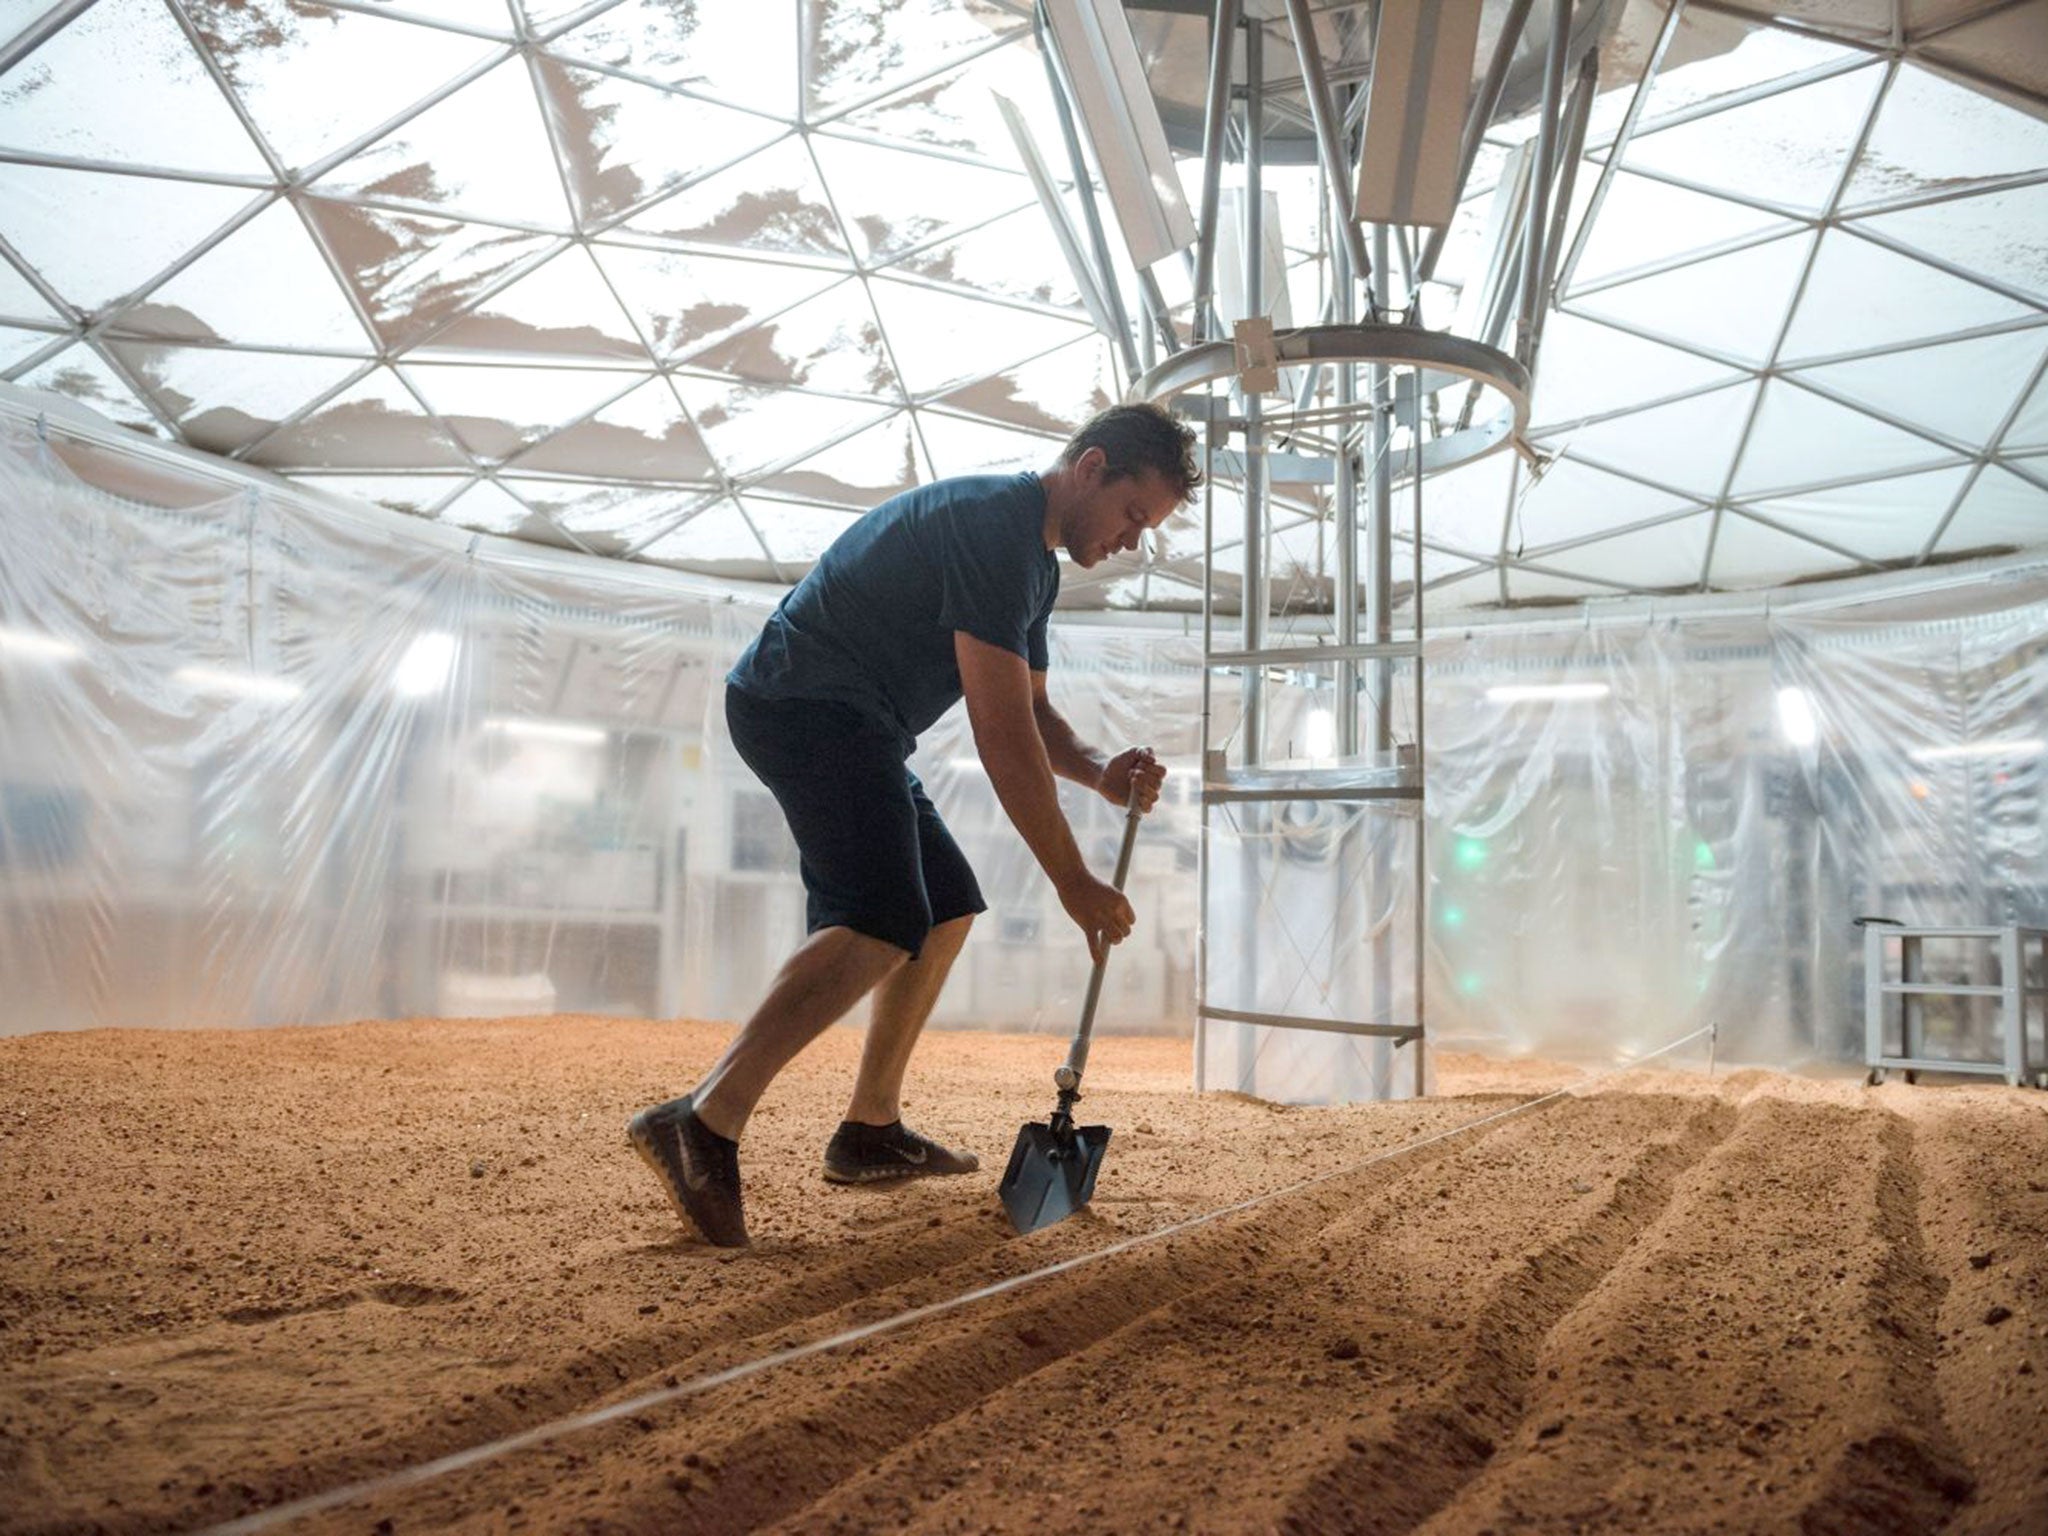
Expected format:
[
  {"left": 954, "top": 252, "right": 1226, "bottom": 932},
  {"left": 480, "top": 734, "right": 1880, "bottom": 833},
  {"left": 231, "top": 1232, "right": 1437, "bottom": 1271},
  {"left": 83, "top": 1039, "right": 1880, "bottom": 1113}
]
[{"left": 1077, "top": 445, "right": 1107, "bottom": 484}]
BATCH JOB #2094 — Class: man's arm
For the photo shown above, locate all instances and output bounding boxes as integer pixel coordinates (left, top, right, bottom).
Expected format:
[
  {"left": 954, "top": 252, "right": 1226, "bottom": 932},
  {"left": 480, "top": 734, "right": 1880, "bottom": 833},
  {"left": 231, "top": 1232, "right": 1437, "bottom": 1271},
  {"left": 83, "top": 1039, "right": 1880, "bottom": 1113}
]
[
  {"left": 956, "top": 631, "right": 1133, "bottom": 960},
  {"left": 1031, "top": 671, "right": 1166, "bottom": 812}
]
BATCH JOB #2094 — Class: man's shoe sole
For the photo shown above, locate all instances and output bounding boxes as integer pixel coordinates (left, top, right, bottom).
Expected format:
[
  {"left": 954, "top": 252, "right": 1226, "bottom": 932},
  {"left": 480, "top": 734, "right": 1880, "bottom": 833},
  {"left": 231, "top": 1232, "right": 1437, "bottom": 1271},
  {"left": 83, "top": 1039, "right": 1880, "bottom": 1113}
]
[
  {"left": 821, "top": 1159, "right": 978, "bottom": 1186},
  {"left": 627, "top": 1112, "right": 748, "bottom": 1247}
]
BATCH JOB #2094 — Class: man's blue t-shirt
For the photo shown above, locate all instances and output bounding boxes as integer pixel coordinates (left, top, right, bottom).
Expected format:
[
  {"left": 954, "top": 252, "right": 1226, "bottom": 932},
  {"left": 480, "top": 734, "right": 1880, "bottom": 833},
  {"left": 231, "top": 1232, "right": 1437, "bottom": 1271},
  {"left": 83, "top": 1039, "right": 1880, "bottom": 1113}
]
[{"left": 727, "top": 472, "right": 1059, "bottom": 747}]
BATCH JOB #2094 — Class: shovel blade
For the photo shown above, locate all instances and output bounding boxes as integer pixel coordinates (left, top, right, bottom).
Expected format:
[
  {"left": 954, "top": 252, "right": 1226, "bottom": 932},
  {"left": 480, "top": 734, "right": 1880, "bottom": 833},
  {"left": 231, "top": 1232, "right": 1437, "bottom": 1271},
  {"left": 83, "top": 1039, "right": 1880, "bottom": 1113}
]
[{"left": 998, "top": 1120, "right": 1111, "bottom": 1234}]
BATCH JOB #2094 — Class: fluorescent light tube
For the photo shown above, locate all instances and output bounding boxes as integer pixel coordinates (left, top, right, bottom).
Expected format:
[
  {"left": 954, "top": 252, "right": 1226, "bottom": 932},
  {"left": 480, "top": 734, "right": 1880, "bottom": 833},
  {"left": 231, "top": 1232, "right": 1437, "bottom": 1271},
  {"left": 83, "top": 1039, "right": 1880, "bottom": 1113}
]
[
  {"left": 1910, "top": 739, "right": 2044, "bottom": 763},
  {"left": 394, "top": 632, "right": 457, "bottom": 698},
  {"left": 0, "top": 626, "right": 82, "bottom": 663},
  {"left": 483, "top": 717, "right": 608, "bottom": 746},
  {"left": 1485, "top": 682, "right": 1610, "bottom": 703},
  {"left": 172, "top": 663, "right": 304, "bottom": 702},
  {"left": 1775, "top": 686, "right": 1818, "bottom": 747}
]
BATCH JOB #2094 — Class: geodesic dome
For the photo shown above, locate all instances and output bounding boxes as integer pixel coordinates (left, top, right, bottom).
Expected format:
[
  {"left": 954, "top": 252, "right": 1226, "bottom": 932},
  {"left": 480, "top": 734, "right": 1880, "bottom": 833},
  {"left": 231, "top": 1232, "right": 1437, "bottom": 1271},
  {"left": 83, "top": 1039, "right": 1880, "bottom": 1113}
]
[{"left": 1, "top": 0, "right": 2042, "bottom": 611}]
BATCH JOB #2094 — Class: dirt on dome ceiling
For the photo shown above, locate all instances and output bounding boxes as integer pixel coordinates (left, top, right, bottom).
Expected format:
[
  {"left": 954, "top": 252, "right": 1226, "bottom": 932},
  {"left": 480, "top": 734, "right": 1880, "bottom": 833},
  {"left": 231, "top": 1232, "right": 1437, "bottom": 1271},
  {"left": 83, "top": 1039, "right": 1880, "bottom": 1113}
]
[{"left": 2, "top": 1015, "right": 2044, "bottom": 1534}]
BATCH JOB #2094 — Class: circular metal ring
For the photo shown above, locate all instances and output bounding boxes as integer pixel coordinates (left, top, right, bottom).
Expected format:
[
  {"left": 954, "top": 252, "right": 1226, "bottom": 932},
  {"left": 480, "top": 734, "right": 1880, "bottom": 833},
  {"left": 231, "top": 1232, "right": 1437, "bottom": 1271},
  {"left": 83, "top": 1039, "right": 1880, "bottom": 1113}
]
[{"left": 1128, "top": 322, "right": 1531, "bottom": 479}]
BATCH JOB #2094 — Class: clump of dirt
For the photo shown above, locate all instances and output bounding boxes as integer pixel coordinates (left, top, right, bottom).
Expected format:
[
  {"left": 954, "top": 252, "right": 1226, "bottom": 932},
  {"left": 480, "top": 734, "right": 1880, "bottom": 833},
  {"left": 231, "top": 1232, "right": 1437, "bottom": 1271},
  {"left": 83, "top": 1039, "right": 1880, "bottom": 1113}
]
[{"left": 1, "top": 1016, "right": 2042, "bottom": 1534}]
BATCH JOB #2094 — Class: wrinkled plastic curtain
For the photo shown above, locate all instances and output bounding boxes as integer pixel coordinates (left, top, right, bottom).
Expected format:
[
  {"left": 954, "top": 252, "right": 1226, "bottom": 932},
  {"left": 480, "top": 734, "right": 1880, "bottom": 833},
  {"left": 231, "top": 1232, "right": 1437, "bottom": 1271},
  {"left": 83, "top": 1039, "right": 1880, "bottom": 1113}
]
[
  {"left": 0, "top": 415, "right": 1201, "bottom": 1037},
  {"left": 4, "top": 412, "right": 2044, "bottom": 1083}
]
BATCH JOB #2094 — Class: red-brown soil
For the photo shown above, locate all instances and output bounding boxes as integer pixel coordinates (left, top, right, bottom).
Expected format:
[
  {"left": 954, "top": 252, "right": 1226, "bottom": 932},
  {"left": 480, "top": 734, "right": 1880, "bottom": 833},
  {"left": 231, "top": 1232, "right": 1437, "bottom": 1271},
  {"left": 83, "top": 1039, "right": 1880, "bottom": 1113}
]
[{"left": 2, "top": 1017, "right": 2044, "bottom": 1535}]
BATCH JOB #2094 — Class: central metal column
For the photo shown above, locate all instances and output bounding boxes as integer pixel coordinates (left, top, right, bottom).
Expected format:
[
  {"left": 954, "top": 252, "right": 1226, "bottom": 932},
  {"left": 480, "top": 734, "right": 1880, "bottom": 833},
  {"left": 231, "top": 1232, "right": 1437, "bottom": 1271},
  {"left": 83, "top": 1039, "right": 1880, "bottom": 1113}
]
[
  {"left": 1367, "top": 220, "right": 1395, "bottom": 1085},
  {"left": 1235, "top": 17, "right": 1265, "bottom": 1093}
]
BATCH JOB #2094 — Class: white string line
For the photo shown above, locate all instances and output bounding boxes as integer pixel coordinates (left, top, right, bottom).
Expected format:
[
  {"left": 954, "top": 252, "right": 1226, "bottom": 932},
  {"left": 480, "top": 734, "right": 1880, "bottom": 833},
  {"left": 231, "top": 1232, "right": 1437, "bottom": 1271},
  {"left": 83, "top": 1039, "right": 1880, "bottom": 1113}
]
[{"left": 198, "top": 1022, "right": 1719, "bottom": 1536}]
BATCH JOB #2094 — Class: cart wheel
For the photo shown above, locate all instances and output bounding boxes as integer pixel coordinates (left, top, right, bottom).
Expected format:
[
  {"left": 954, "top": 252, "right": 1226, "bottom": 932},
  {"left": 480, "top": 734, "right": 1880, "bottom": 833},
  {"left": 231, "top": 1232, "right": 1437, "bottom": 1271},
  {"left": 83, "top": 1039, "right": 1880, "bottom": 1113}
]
[
  {"left": 1867, "top": 1067, "right": 1887, "bottom": 1086},
  {"left": 1904, "top": 1069, "right": 1919, "bottom": 1085}
]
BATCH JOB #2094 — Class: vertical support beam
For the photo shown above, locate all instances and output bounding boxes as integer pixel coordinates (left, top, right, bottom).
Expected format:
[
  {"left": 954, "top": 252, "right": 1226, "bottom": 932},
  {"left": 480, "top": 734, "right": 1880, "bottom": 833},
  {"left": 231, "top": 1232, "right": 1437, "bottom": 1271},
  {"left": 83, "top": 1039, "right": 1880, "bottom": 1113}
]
[
  {"left": 1517, "top": 0, "right": 1572, "bottom": 367},
  {"left": 1236, "top": 17, "right": 1265, "bottom": 1094},
  {"left": 1334, "top": 231, "right": 1359, "bottom": 759},
  {"left": 1281, "top": 0, "right": 1374, "bottom": 291},
  {"left": 1192, "top": 0, "right": 1241, "bottom": 343},
  {"left": 1241, "top": 17, "right": 1267, "bottom": 767},
  {"left": 1411, "top": 404, "right": 1428, "bottom": 1098},
  {"left": 1528, "top": 44, "right": 1599, "bottom": 368},
  {"left": 1418, "top": 0, "right": 1533, "bottom": 283},
  {"left": 1553, "top": 0, "right": 1686, "bottom": 302},
  {"left": 1035, "top": 3, "right": 1143, "bottom": 385},
  {"left": 1368, "top": 220, "right": 1394, "bottom": 1085}
]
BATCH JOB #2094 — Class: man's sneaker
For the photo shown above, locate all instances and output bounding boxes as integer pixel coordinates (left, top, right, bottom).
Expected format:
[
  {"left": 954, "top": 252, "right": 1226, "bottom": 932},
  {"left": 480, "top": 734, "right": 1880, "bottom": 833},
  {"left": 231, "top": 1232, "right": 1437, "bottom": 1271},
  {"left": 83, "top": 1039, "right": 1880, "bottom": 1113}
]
[
  {"left": 626, "top": 1094, "right": 748, "bottom": 1247},
  {"left": 822, "top": 1120, "right": 980, "bottom": 1184}
]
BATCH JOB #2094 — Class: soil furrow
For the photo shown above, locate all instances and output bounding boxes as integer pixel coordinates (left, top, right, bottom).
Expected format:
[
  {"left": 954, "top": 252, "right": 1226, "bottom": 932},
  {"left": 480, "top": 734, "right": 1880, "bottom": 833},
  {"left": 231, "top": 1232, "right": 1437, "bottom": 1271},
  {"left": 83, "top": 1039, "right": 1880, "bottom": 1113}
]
[
  {"left": 753, "top": 1091, "right": 1707, "bottom": 1535},
  {"left": 1416, "top": 1093, "right": 1977, "bottom": 1535}
]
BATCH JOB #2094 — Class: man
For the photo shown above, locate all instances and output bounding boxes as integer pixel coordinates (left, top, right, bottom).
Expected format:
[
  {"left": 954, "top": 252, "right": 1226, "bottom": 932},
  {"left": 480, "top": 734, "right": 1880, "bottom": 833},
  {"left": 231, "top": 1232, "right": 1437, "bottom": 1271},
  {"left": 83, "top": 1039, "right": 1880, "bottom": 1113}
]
[{"left": 628, "top": 403, "right": 1200, "bottom": 1247}]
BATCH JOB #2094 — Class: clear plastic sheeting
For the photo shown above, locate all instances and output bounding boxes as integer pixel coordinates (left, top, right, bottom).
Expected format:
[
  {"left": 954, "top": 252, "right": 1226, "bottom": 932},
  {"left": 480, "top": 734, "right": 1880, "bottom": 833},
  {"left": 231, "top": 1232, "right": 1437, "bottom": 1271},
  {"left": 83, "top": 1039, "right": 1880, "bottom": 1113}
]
[
  {"left": 0, "top": 400, "right": 1199, "bottom": 1038},
  {"left": 4, "top": 399, "right": 2047, "bottom": 1100}
]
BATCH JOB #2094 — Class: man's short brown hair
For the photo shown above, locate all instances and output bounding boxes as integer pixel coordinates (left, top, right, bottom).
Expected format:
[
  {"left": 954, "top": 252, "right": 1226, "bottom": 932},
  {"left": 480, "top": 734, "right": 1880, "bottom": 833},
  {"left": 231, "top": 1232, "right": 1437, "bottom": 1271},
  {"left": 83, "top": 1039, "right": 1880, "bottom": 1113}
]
[{"left": 1059, "top": 403, "right": 1202, "bottom": 504}]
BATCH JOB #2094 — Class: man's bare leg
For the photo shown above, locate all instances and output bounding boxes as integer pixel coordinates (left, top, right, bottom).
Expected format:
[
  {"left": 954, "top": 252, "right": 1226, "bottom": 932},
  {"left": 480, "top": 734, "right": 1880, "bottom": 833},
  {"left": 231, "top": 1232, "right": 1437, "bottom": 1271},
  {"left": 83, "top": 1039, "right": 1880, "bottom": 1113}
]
[
  {"left": 845, "top": 912, "right": 974, "bottom": 1125},
  {"left": 692, "top": 925, "right": 907, "bottom": 1141}
]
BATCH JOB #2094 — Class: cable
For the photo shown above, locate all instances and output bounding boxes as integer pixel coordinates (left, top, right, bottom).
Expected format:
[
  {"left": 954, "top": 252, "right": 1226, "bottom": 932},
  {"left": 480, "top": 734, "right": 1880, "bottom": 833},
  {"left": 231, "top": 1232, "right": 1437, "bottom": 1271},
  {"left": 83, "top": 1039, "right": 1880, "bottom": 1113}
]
[{"left": 197, "top": 1022, "right": 1719, "bottom": 1536}]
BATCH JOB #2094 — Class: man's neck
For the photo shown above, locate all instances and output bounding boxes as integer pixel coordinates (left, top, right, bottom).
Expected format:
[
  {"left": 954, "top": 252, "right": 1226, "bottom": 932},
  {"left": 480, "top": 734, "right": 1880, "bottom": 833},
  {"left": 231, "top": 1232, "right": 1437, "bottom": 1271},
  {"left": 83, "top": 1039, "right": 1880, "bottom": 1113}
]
[{"left": 1038, "top": 462, "right": 1073, "bottom": 551}]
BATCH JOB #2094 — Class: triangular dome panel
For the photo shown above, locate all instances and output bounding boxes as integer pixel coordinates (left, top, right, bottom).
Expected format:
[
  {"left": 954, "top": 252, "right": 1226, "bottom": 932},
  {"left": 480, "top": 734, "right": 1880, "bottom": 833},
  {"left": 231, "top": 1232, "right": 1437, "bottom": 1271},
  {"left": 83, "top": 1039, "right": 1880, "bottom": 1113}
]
[
  {"left": 883, "top": 205, "right": 1089, "bottom": 314},
  {"left": 805, "top": 0, "right": 1026, "bottom": 118},
  {"left": 106, "top": 200, "right": 375, "bottom": 353},
  {"left": 507, "top": 375, "right": 713, "bottom": 480},
  {"left": 1564, "top": 169, "right": 1794, "bottom": 293},
  {"left": 670, "top": 372, "right": 895, "bottom": 479},
  {"left": 1536, "top": 380, "right": 1760, "bottom": 500},
  {"left": 1935, "top": 465, "right": 2048, "bottom": 558},
  {"left": 592, "top": 242, "right": 843, "bottom": 362},
  {"left": 401, "top": 361, "right": 644, "bottom": 460},
  {"left": 1571, "top": 233, "right": 1815, "bottom": 365},
  {"left": 300, "top": 198, "right": 561, "bottom": 353},
  {"left": 287, "top": 473, "right": 466, "bottom": 515},
  {"left": 438, "top": 477, "right": 564, "bottom": 540},
  {"left": 1709, "top": 509, "right": 1867, "bottom": 586},
  {"left": 0, "top": 322, "right": 58, "bottom": 371},
  {"left": 105, "top": 341, "right": 363, "bottom": 455},
  {"left": 636, "top": 498, "right": 773, "bottom": 568},
  {"left": 1842, "top": 61, "right": 2048, "bottom": 210},
  {"left": 498, "top": 477, "right": 718, "bottom": 555},
  {"left": 1792, "top": 327, "right": 2048, "bottom": 449},
  {"left": 0, "top": 0, "right": 267, "bottom": 175},
  {"left": 549, "top": 0, "right": 798, "bottom": 119},
  {"left": 1533, "top": 511, "right": 1715, "bottom": 591},
  {"left": 622, "top": 137, "right": 848, "bottom": 260},
  {"left": 1512, "top": 457, "right": 1700, "bottom": 551},
  {"left": 12, "top": 342, "right": 164, "bottom": 434},
  {"left": 2006, "top": 368, "right": 2048, "bottom": 453},
  {"left": 736, "top": 494, "right": 864, "bottom": 566},
  {"left": 241, "top": 367, "right": 472, "bottom": 470},
  {"left": 1530, "top": 311, "right": 1742, "bottom": 430},
  {"left": 1850, "top": 184, "right": 2048, "bottom": 303},
  {"left": 755, "top": 411, "right": 923, "bottom": 507},
  {"left": 0, "top": 164, "right": 259, "bottom": 313},
  {"left": 935, "top": 335, "right": 1116, "bottom": 435},
  {"left": 185, "top": 0, "right": 500, "bottom": 175},
  {"left": 685, "top": 279, "right": 899, "bottom": 397},
  {"left": 1623, "top": 64, "right": 1884, "bottom": 214},
  {"left": 1731, "top": 381, "right": 1956, "bottom": 495},
  {"left": 0, "top": 256, "right": 62, "bottom": 324},
  {"left": 1780, "top": 231, "right": 2032, "bottom": 362},
  {"left": 916, "top": 408, "right": 1063, "bottom": 478},
  {"left": 868, "top": 276, "right": 1089, "bottom": 397},
  {"left": 1738, "top": 464, "right": 1977, "bottom": 563},
  {"left": 531, "top": 57, "right": 785, "bottom": 228},
  {"left": 828, "top": 37, "right": 1057, "bottom": 165},
  {"left": 1404, "top": 451, "right": 1515, "bottom": 553},
  {"left": 809, "top": 132, "right": 1032, "bottom": 265},
  {"left": 411, "top": 245, "right": 649, "bottom": 361},
  {"left": 311, "top": 59, "right": 574, "bottom": 231}
]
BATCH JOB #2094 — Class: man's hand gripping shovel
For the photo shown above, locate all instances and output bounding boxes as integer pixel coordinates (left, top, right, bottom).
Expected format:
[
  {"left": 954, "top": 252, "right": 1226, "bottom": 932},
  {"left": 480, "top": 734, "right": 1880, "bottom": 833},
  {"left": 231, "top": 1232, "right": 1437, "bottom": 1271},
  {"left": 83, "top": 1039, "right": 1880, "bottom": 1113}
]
[{"left": 998, "top": 780, "right": 1147, "bottom": 1235}]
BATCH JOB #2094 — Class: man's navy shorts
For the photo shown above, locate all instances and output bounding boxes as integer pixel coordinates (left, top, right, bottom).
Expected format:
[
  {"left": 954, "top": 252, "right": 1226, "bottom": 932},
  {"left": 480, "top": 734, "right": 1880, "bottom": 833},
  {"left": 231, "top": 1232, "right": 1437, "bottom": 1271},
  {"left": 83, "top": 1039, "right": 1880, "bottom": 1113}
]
[{"left": 725, "top": 685, "right": 985, "bottom": 959}]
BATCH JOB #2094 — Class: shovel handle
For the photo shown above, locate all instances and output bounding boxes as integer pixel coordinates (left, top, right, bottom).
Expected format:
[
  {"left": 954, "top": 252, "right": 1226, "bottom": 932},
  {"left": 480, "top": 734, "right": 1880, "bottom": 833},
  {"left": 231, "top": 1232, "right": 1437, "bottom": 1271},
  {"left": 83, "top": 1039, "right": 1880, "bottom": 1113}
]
[{"left": 1059, "top": 783, "right": 1146, "bottom": 1089}]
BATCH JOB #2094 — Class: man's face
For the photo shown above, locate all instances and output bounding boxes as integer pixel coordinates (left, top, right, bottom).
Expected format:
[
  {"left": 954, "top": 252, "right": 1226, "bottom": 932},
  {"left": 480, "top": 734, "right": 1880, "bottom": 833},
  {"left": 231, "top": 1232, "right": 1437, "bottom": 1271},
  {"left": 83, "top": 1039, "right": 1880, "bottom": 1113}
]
[{"left": 1064, "top": 453, "right": 1183, "bottom": 569}]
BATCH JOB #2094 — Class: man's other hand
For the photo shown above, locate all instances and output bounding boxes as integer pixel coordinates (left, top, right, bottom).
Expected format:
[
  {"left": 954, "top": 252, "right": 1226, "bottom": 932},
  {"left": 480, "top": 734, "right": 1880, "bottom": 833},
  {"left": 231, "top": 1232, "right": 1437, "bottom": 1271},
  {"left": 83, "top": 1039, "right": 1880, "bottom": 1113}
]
[
  {"left": 1100, "top": 746, "right": 1166, "bottom": 812},
  {"left": 1057, "top": 870, "right": 1136, "bottom": 966}
]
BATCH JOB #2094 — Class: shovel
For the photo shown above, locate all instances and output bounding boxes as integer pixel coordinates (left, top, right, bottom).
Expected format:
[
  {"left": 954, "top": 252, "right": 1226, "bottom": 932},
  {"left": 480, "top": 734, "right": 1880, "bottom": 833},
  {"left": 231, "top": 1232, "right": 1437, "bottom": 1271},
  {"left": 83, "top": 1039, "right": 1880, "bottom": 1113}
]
[{"left": 999, "top": 785, "right": 1145, "bottom": 1235}]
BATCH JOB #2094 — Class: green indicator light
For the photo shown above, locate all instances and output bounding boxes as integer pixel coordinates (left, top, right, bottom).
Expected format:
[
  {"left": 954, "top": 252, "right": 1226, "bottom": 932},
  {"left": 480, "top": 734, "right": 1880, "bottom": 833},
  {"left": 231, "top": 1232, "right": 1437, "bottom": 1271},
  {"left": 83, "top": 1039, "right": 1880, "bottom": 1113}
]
[
  {"left": 1454, "top": 836, "right": 1487, "bottom": 870},
  {"left": 1693, "top": 839, "right": 1715, "bottom": 871},
  {"left": 1457, "top": 972, "right": 1483, "bottom": 996},
  {"left": 1441, "top": 904, "right": 1465, "bottom": 928}
]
